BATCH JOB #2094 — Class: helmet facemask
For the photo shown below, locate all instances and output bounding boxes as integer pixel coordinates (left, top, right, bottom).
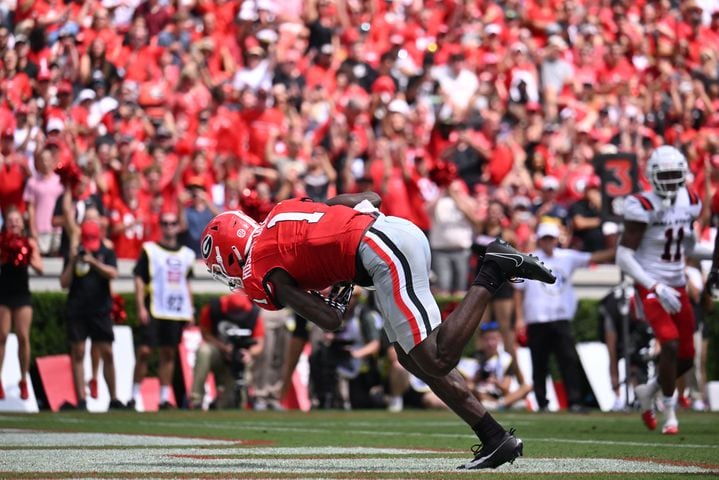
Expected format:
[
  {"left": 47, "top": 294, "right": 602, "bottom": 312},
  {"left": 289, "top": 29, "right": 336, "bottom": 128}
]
[
  {"left": 650, "top": 167, "right": 686, "bottom": 199},
  {"left": 646, "top": 146, "right": 688, "bottom": 201},
  {"left": 208, "top": 245, "right": 245, "bottom": 291}
]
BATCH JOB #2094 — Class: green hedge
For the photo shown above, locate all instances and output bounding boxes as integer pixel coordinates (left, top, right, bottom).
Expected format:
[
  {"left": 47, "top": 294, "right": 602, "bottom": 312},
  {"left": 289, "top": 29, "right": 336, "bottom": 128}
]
[{"left": 27, "top": 293, "right": 719, "bottom": 380}]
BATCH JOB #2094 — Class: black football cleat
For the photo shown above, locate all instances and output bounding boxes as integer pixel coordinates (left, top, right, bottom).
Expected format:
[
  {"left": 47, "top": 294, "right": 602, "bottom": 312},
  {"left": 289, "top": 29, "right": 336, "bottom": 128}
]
[
  {"left": 457, "top": 429, "right": 524, "bottom": 470},
  {"left": 485, "top": 238, "right": 556, "bottom": 284}
]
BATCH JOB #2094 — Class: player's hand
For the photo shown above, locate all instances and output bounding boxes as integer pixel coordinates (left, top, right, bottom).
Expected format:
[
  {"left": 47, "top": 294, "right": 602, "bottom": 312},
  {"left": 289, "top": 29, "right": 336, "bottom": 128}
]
[
  {"left": 653, "top": 283, "right": 681, "bottom": 315},
  {"left": 706, "top": 268, "right": 719, "bottom": 298},
  {"left": 309, "top": 283, "right": 354, "bottom": 315},
  {"left": 328, "top": 282, "right": 354, "bottom": 312}
]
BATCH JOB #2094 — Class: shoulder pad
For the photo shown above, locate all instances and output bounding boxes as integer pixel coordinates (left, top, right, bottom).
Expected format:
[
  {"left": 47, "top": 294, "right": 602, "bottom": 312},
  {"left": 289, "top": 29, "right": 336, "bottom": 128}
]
[{"left": 623, "top": 194, "right": 652, "bottom": 223}]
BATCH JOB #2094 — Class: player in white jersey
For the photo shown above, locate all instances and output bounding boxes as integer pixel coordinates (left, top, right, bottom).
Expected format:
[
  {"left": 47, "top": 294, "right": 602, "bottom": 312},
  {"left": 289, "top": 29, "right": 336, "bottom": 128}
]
[{"left": 616, "top": 146, "right": 713, "bottom": 434}]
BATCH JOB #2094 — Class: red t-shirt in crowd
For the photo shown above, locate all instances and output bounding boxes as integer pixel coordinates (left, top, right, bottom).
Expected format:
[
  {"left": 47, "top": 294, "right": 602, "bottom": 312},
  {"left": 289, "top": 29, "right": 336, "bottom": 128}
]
[
  {"left": 0, "top": 156, "right": 29, "bottom": 214},
  {"left": 108, "top": 197, "right": 150, "bottom": 259}
]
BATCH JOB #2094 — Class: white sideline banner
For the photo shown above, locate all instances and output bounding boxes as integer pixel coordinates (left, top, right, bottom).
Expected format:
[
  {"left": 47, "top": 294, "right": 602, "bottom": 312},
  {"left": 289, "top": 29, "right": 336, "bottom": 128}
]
[
  {"left": 0, "top": 333, "right": 39, "bottom": 412},
  {"left": 83, "top": 325, "right": 135, "bottom": 412}
]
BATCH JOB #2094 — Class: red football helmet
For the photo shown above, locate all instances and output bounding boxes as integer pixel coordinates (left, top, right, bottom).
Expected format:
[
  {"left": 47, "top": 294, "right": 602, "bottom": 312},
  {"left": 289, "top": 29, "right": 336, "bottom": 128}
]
[{"left": 200, "top": 211, "right": 260, "bottom": 290}]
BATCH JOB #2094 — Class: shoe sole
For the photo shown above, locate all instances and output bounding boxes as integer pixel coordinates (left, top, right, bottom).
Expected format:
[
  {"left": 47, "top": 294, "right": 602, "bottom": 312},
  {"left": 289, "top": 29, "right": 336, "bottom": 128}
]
[
  {"left": 458, "top": 436, "right": 524, "bottom": 470},
  {"left": 485, "top": 252, "right": 556, "bottom": 284}
]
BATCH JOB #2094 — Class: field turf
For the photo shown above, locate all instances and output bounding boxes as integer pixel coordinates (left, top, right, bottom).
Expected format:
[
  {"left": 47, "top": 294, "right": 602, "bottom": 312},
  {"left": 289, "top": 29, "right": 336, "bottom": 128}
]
[{"left": 1, "top": 409, "right": 718, "bottom": 478}]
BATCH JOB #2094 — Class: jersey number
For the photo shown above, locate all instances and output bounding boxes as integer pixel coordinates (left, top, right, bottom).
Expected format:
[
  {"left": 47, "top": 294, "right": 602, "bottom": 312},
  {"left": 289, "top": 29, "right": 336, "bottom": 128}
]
[
  {"left": 661, "top": 227, "right": 684, "bottom": 262},
  {"left": 266, "top": 211, "right": 325, "bottom": 229}
]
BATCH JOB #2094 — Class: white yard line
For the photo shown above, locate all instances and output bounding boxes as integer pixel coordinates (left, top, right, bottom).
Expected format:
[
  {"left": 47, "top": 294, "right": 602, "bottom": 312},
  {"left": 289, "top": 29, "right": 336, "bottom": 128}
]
[
  {"left": 0, "top": 447, "right": 716, "bottom": 474},
  {"left": 0, "top": 432, "right": 717, "bottom": 475}
]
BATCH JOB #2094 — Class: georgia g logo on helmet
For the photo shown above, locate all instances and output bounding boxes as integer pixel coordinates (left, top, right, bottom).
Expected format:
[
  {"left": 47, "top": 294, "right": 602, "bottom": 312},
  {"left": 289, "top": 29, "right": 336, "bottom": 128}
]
[{"left": 201, "top": 234, "right": 213, "bottom": 259}]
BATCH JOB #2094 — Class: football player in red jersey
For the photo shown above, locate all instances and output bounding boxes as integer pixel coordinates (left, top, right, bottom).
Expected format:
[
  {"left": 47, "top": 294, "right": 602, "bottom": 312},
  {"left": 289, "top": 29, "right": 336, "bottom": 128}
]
[
  {"left": 201, "top": 192, "right": 555, "bottom": 470},
  {"left": 617, "top": 146, "right": 714, "bottom": 435}
]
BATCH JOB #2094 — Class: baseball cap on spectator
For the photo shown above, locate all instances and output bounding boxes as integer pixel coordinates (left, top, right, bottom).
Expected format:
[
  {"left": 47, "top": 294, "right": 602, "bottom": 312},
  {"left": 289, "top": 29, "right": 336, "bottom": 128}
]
[
  {"left": 319, "top": 43, "right": 334, "bottom": 55},
  {"left": 46, "top": 117, "right": 65, "bottom": 133},
  {"left": 186, "top": 176, "right": 205, "bottom": 189},
  {"left": 91, "top": 71, "right": 108, "bottom": 90},
  {"left": 485, "top": 24, "right": 502, "bottom": 36},
  {"left": 371, "top": 75, "right": 396, "bottom": 95},
  {"left": 156, "top": 125, "right": 172, "bottom": 138},
  {"left": 81, "top": 221, "right": 102, "bottom": 252},
  {"left": 256, "top": 29, "right": 278, "bottom": 44},
  {"left": 537, "top": 222, "right": 560, "bottom": 239},
  {"left": 58, "top": 23, "right": 78, "bottom": 39},
  {"left": 15, "top": 104, "right": 29, "bottom": 115},
  {"left": 2, "top": 127, "right": 13, "bottom": 139},
  {"left": 237, "top": 4, "right": 258, "bottom": 22},
  {"left": 77, "top": 89, "right": 96, "bottom": 103},
  {"left": 526, "top": 102, "right": 542, "bottom": 113},
  {"left": 102, "top": 0, "right": 121, "bottom": 7},
  {"left": 585, "top": 175, "right": 601, "bottom": 191},
  {"left": 387, "top": 99, "right": 410, "bottom": 115},
  {"left": 542, "top": 176, "right": 560, "bottom": 191},
  {"left": 14, "top": 33, "right": 28, "bottom": 45},
  {"left": 98, "top": 97, "right": 119, "bottom": 116},
  {"left": 58, "top": 81, "right": 73, "bottom": 95},
  {"left": 511, "top": 42, "right": 527, "bottom": 54},
  {"left": 576, "top": 123, "right": 591, "bottom": 134},
  {"left": 37, "top": 69, "right": 51, "bottom": 82},
  {"left": 256, "top": 0, "right": 275, "bottom": 13},
  {"left": 512, "top": 196, "right": 532, "bottom": 210}
]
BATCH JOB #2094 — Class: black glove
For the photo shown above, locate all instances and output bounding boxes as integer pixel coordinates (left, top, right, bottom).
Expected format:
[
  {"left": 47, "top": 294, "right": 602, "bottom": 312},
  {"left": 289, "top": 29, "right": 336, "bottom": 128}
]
[
  {"left": 706, "top": 268, "right": 719, "bottom": 297},
  {"left": 310, "top": 282, "right": 354, "bottom": 315}
]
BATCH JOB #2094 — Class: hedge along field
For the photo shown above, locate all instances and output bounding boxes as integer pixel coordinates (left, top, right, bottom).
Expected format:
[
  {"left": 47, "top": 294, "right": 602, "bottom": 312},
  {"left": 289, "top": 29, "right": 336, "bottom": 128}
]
[{"left": 27, "top": 292, "right": 719, "bottom": 381}]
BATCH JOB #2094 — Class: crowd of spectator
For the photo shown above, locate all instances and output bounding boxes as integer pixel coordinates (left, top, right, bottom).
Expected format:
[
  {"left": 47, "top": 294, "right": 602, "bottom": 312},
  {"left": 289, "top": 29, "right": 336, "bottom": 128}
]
[
  {"left": 0, "top": 0, "right": 718, "bottom": 411},
  {"left": 0, "top": 0, "right": 717, "bottom": 262}
]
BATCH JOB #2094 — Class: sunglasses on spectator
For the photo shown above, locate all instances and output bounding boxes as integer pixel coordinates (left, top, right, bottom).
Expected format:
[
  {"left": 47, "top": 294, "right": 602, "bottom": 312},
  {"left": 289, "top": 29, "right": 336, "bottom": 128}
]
[{"left": 160, "top": 220, "right": 179, "bottom": 227}]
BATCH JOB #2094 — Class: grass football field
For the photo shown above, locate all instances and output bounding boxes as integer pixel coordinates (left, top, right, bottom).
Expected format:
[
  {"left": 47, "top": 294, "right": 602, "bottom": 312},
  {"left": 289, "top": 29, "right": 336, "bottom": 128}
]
[{"left": 0, "top": 409, "right": 718, "bottom": 478}]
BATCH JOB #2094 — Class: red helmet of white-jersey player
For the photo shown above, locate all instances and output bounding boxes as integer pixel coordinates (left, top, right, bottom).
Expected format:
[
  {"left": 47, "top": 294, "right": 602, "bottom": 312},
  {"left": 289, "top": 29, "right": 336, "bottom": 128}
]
[
  {"left": 200, "top": 211, "right": 259, "bottom": 291},
  {"left": 645, "top": 145, "right": 687, "bottom": 200}
]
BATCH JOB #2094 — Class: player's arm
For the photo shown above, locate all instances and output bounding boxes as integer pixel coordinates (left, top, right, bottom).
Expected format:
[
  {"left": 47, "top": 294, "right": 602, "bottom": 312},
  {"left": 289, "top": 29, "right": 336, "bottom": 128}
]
[
  {"left": 684, "top": 226, "right": 714, "bottom": 261},
  {"left": 267, "top": 269, "right": 344, "bottom": 331},
  {"left": 325, "top": 192, "right": 382, "bottom": 209},
  {"left": 616, "top": 220, "right": 654, "bottom": 289},
  {"left": 617, "top": 220, "right": 682, "bottom": 314}
]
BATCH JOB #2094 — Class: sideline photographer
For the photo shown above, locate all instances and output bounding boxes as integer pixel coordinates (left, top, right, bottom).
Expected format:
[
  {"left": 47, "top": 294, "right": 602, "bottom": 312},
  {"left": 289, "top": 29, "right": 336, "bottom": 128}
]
[
  {"left": 190, "top": 293, "right": 264, "bottom": 409},
  {"left": 59, "top": 216, "right": 125, "bottom": 410}
]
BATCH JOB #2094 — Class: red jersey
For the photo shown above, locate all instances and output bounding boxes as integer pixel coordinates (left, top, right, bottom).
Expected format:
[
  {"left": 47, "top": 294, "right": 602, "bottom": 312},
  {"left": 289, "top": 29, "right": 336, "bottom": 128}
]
[
  {"left": 109, "top": 198, "right": 149, "bottom": 259},
  {"left": 0, "top": 157, "right": 29, "bottom": 214},
  {"left": 242, "top": 198, "right": 375, "bottom": 309}
]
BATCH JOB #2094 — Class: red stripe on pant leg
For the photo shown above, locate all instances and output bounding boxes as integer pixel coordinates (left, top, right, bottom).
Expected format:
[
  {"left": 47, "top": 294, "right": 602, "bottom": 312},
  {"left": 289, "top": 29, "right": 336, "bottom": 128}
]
[
  {"left": 675, "top": 287, "right": 696, "bottom": 359},
  {"left": 364, "top": 237, "right": 422, "bottom": 345}
]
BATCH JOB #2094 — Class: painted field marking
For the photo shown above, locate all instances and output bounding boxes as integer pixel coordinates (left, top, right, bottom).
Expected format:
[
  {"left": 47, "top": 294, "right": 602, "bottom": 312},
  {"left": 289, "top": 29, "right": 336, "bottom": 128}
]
[{"left": 0, "top": 432, "right": 717, "bottom": 475}]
